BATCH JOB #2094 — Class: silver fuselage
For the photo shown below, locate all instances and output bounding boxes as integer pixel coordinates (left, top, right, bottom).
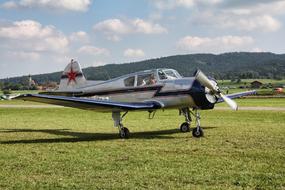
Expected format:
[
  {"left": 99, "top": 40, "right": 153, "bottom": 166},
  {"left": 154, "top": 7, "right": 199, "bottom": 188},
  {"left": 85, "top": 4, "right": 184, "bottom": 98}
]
[
  {"left": 82, "top": 78, "right": 196, "bottom": 108},
  {"left": 44, "top": 69, "right": 214, "bottom": 110}
]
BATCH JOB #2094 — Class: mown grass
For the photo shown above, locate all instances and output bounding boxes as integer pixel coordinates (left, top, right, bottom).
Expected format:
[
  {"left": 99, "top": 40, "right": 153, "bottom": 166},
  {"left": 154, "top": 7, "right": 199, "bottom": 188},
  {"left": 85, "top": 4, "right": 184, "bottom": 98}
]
[
  {"left": 0, "top": 101, "right": 284, "bottom": 189},
  {"left": 0, "top": 99, "right": 47, "bottom": 105},
  {"left": 223, "top": 88, "right": 285, "bottom": 95},
  {"left": 216, "top": 97, "right": 285, "bottom": 107},
  {"left": 0, "top": 90, "right": 40, "bottom": 95},
  {"left": 218, "top": 79, "right": 285, "bottom": 86}
]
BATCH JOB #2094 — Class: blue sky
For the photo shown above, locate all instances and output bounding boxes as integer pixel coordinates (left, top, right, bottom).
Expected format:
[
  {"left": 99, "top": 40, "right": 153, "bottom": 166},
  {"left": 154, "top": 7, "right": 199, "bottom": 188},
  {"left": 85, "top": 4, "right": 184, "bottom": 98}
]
[{"left": 1, "top": 0, "right": 285, "bottom": 78}]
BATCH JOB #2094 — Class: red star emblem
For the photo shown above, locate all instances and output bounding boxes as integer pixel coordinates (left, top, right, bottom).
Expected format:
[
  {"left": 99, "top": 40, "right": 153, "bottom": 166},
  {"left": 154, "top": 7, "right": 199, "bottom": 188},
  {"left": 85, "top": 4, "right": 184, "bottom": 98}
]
[{"left": 67, "top": 66, "right": 78, "bottom": 84}]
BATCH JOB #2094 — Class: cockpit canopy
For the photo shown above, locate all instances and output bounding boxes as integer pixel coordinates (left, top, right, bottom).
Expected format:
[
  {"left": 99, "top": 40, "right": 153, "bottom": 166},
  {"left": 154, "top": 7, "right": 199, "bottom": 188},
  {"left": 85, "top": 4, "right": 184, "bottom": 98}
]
[
  {"left": 123, "top": 69, "right": 182, "bottom": 87},
  {"left": 158, "top": 69, "right": 181, "bottom": 80}
]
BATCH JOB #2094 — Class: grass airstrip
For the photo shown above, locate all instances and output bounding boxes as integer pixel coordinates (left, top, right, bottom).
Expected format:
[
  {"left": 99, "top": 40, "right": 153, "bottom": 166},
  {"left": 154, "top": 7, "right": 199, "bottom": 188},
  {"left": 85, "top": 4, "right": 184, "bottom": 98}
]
[{"left": 0, "top": 98, "right": 284, "bottom": 189}]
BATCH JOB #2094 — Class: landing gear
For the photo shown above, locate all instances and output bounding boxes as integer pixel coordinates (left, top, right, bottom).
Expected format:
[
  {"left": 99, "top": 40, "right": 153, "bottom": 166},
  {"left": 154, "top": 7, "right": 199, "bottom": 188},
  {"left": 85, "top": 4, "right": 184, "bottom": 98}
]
[
  {"left": 119, "top": 127, "right": 130, "bottom": 139},
  {"left": 180, "top": 122, "right": 190, "bottom": 132},
  {"left": 180, "top": 108, "right": 204, "bottom": 138},
  {"left": 192, "top": 110, "right": 203, "bottom": 138},
  {"left": 192, "top": 127, "right": 204, "bottom": 138},
  {"left": 112, "top": 111, "right": 130, "bottom": 139},
  {"left": 179, "top": 108, "right": 191, "bottom": 133}
]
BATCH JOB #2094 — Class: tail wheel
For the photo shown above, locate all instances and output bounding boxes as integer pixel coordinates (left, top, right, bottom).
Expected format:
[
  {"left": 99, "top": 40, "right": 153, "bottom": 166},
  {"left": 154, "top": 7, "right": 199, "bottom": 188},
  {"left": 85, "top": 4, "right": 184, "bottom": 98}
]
[{"left": 192, "top": 127, "right": 204, "bottom": 138}]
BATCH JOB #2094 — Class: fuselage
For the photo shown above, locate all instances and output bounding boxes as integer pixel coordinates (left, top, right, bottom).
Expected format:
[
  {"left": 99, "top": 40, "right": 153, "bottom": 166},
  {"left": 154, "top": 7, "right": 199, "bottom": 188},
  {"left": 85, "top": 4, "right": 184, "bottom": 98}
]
[{"left": 42, "top": 68, "right": 216, "bottom": 110}]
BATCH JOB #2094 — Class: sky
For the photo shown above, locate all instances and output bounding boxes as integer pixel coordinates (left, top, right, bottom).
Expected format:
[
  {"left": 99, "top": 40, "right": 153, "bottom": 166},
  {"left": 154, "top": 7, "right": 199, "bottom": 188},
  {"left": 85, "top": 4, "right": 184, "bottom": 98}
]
[{"left": 1, "top": 0, "right": 285, "bottom": 78}]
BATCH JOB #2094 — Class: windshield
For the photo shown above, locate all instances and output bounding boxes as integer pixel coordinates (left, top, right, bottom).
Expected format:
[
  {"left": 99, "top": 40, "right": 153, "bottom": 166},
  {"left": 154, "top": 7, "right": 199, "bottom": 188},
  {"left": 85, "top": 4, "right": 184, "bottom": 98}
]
[{"left": 158, "top": 69, "right": 181, "bottom": 80}]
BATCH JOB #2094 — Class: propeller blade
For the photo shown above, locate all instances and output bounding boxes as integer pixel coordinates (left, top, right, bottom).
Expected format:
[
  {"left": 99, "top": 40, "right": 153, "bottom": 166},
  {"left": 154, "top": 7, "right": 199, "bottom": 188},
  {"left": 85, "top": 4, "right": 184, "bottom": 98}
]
[
  {"left": 195, "top": 69, "right": 238, "bottom": 110},
  {"left": 195, "top": 70, "right": 218, "bottom": 92},
  {"left": 220, "top": 93, "right": 238, "bottom": 111}
]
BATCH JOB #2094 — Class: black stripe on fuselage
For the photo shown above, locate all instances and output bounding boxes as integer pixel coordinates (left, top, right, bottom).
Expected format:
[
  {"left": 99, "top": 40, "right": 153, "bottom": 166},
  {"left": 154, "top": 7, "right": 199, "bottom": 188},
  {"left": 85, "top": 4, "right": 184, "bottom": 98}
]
[{"left": 82, "top": 85, "right": 163, "bottom": 96}]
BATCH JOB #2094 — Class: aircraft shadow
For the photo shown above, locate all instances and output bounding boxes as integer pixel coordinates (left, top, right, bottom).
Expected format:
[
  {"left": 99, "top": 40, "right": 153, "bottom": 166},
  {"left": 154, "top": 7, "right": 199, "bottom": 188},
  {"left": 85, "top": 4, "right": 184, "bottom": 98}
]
[{"left": 0, "top": 127, "right": 216, "bottom": 144}]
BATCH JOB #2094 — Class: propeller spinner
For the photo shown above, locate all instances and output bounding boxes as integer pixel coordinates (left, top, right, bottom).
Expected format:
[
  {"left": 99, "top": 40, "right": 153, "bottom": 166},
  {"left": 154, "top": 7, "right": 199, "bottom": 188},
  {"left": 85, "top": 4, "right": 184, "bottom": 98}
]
[{"left": 195, "top": 70, "right": 238, "bottom": 110}]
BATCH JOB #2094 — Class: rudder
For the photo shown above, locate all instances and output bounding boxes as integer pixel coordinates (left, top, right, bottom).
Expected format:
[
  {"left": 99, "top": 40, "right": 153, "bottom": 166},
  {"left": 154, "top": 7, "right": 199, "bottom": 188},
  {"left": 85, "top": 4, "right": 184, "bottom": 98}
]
[{"left": 59, "top": 59, "right": 86, "bottom": 91}]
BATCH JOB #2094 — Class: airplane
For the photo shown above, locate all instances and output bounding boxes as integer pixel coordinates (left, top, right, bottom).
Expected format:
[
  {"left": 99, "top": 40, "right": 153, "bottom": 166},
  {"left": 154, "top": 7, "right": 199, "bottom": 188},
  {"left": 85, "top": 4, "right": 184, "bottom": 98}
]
[{"left": 15, "top": 59, "right": 256, "bottom": 138}]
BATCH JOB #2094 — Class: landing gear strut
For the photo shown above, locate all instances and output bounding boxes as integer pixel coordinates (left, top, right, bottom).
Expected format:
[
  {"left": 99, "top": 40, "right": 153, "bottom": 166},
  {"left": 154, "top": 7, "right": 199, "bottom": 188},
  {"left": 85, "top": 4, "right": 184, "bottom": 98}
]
[
  {"left": 192, "top": 110, "right": 204, "bottom": 138},
  {"left": 180, "top": 108, "right": 191, "bottom": 132},
  {"left": 179, "top": 108, "right": 204, "bottom": 138},
  {"left": 112, "top": 111, "right": 130, "bottom": 139}
]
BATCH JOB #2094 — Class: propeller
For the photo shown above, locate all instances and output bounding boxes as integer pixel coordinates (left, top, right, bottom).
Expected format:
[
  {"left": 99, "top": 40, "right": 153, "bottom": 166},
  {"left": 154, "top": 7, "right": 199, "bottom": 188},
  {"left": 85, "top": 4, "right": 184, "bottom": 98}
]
[
  {"left": 220, "top": 93, "right": 238, "bottom": 111},
  {"left": 195, "top": 70, "right": 238, "bottom": 111}
]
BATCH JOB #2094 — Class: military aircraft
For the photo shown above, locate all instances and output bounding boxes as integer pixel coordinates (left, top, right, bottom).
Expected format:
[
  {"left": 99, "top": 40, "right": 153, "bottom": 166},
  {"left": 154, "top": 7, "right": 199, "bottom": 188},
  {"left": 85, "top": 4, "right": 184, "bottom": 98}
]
[{"left": 16, "top": 59, "right": 256, "bottom": 138}]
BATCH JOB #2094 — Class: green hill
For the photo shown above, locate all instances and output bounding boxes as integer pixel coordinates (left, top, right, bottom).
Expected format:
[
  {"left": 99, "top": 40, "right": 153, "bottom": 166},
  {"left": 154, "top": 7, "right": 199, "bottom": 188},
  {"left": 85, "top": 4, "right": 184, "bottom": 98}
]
[{"left": 2, "top": 52, "right": 285, "bottom": 85}]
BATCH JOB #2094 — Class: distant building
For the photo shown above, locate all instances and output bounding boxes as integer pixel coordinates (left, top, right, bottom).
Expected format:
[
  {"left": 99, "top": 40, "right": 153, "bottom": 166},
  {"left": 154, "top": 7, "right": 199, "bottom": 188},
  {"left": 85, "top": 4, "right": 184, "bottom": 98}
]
[
  {"left": 250, "top": 80, "right": 263, "bottom": 89},
  {"left": 36, "top": 85, "right": 45, "bottom": 90},
  {"left": 28, "top": 74, "right": 36, "bottom": 87}
]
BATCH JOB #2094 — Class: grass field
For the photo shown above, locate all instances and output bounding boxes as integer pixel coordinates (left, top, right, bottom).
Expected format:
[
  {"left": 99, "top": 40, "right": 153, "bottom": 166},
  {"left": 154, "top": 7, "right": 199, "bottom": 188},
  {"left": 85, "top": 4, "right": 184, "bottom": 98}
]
[
  {"left": 0, "top": 90, "right": 40, "bottom": 95},
  {"left": 218, "top": 79, "right": 285, "bottom": 86},
  {"left": 0, "top": 100, "right": 284, "bottom": 189},
  {"left": 216, "top": 98, "right": 285, "bottom": 107},
  {"left": 0, "top": 99, "right": 46, "bottom": 105}
]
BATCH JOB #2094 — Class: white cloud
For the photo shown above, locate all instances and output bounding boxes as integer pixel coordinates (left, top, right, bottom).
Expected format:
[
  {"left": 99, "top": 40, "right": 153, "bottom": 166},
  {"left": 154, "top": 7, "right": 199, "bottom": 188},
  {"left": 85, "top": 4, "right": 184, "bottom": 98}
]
[
  {"left": 107, "top": 35, "right": 121, "bottom": 42},
  {"left": 149, "top": 12, "right": 163, "bottom": 21},
  {"left": 1, "top": 1, "right": 18, "bottom": 9},
  {"left": 93, "top": 18, "right": 167, "bottom": 41},
  {"left": 1, "top": 0, "right": 91, "bottom": 11},
  {"left": 0, "top": 20, "right": 53, "bottom": 39},
  {"left": 177, "top": 35, "right": 254, "bottom": 53},
  {"left": 191, "top": 9, "right": 282, "bottom": 32},
  {"left": 78, "top": 45, "right": 110, "bottom": 56},
  {"left": 153, "top": 0, "right": 222, "bottom": 10},
  {"left": 153, "top": 0, "right": 284, "bottom": 33},
  {"left": 223, "top": 1, "right": 285, "bottom": 16},
  {"left": 153, "top": 0, "right": 194, "bottom": 10},
  {"left": 238, "top": 15, "right": 281, "bottom": 32},
  {"left": 93, "top": 19, "right": 131, "bottom": 35},
  {"left": 211, "top": 14, "right": 282, "bottom": 32},
  {"left": 132, "top": 18, "right": 167, "bottom": 34},
  {"left": 124, "top": 49, "right": 145, "bottom": 58},
  {"left": 0, "top": 20, "right": 69, "bottom": 53},
  {"left": 6, "top": 51, "right": 40, "bottom": 61},
  {"left": 69, "top": 31, "right": 89, "bottom": 43}
]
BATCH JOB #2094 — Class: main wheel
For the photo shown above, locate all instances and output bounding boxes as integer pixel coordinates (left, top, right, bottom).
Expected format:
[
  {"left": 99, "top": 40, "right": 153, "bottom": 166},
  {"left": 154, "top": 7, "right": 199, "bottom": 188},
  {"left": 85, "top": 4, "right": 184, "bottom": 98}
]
[
  {"left": 192, "top": 127, "right": 204, "bottom": 138},
  {"left": 119, "top": 127, "right": 130, "bottom": 139},
  {"left": 180, "top": 122, "right": 190, "bottom": 132}
]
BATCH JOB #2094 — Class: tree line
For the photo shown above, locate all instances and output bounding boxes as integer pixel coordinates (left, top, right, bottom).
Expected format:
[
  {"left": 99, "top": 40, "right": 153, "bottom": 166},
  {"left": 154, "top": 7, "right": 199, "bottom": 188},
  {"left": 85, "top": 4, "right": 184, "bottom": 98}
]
[{"left": 1, "top": 52, "right": 285, "bottom": 90}]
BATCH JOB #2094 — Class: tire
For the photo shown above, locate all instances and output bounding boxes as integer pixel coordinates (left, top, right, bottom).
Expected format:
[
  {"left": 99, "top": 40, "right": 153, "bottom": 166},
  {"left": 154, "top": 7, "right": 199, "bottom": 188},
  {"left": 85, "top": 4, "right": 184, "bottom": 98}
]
[
  {"left": 180, "top": 122, "right": 190, "bottom": 132},
  {"left": 192, "top": 127, "right": 204, "bottom": 138},
  {"left": 119, "top": 127, "right": 130, "bottom": 139}
]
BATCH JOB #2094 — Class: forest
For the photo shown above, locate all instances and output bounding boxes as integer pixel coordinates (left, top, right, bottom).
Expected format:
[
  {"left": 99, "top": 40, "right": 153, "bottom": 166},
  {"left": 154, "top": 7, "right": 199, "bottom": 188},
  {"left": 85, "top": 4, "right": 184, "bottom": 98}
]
[{"left": 1, "top": 52, "right": 285, "bottom": 90}]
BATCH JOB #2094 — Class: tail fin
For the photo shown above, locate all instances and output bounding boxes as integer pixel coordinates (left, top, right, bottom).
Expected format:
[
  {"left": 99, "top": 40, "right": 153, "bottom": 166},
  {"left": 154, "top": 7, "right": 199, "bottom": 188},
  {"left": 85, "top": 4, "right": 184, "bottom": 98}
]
[{"left": 59, "top": 59, "right": 86, "bottom": 91}]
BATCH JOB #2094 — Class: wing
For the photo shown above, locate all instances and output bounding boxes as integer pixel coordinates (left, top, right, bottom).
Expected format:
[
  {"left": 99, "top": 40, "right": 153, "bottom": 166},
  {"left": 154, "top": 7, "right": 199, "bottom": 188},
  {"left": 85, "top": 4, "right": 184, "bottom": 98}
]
[
  {"left": 217, "top": 90, "right": 256, "bottom": 103},
  {"left": 15, "top": 94, "right": 162, "bottom": 112}
]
